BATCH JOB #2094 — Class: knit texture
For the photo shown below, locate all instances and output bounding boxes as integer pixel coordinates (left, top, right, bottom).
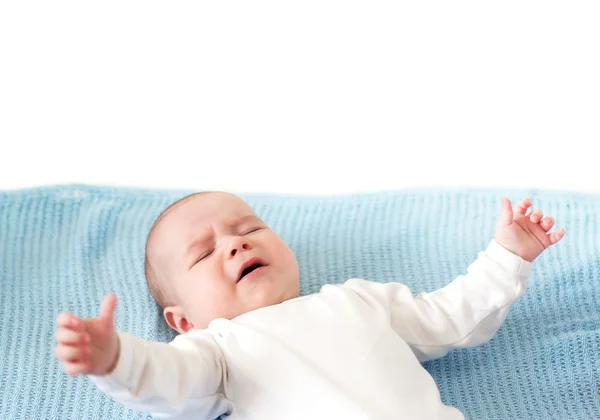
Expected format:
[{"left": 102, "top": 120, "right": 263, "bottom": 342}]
[{"left": 0, "top": 184, "right": 598, "bottom": 419}]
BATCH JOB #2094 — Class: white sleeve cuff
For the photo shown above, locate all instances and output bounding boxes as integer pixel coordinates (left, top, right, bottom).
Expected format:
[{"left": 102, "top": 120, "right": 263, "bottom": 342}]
[{"left": 485, "top": 239, "right": 533, "bottom": 278}]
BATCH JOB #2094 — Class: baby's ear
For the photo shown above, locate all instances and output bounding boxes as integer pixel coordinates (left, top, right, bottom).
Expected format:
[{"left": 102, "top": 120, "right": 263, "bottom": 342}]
[{"left": 163, "top": 306, "right": 195, "bottom": 334}]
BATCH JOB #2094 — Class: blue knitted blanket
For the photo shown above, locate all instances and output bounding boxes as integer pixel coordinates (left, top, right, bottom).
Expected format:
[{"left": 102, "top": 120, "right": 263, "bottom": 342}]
[{"left": 0, "top": 184, "right": 598, "bottom": 419}]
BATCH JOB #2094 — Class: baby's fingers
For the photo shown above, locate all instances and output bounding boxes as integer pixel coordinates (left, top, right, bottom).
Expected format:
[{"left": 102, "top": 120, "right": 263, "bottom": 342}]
[
  {"left": 529, "top": 209, "right": 543, "bottom": 223},
  {"left": 540, "top": 216, "right": 555, "bottom": 232},
  {"left": 63, "top": 361, "right": 91, "bottom": 376},
  {"left": 56, "top": 327, "right": 89, "bottom": 345},
  {"left": 514, "top": 198, "right": 532, "bottom": 216},
  {"left": 548, "top": 227, "right": 565, "bottom": 245},
  {"left": 56, "top": 312, "right": 85, "bottom": 332},
  {"left": 55, "top": 343, "right": 88, "bottom": 363}
]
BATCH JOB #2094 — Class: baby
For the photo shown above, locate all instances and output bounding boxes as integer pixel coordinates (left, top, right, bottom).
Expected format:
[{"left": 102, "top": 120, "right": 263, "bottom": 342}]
[{"left": 55, "top": 191, "right": 565, "bottom": 419}]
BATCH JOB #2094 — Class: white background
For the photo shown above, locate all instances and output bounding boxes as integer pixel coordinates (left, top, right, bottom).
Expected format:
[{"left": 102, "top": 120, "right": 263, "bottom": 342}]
[{"left": 1, "top": 1, "right": 599, "bottom": 195}]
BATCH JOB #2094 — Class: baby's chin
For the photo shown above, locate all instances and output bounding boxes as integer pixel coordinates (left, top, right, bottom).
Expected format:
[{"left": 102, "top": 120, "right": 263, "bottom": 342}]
[
  {"left": 238, "top": 268, "right": 299, "bottom": 301},
  {"left": 185, "top": 278, "right": 300, "bottom": 329}
]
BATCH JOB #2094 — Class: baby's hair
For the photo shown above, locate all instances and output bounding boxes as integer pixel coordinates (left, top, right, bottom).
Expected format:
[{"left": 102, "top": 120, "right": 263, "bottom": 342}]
[{"left": 144, "top": 191, "right": 214, "bottom": 310}]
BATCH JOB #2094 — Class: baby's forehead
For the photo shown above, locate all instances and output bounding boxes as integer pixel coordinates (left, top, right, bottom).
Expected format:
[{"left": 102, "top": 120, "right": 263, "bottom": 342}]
[
  {"left": 180, "top": 193, "right": 254, "bottom": 220},
  {"left": 148, "top": 193, "right": 255, "bottom": 259},
  {"left": 156, "top": 193, "right": 257, "bottom": 237}
]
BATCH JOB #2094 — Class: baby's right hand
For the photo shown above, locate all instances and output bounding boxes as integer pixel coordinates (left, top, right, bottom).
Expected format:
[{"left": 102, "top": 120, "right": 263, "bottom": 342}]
[{"left": 55, "top": 294, "right": 120, "bottom": 376}]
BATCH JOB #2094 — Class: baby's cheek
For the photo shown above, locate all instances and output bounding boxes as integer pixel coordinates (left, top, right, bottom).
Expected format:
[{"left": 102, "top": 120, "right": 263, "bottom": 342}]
[{"left": 190, "top": 283, "right": 237, "bottom": 325}]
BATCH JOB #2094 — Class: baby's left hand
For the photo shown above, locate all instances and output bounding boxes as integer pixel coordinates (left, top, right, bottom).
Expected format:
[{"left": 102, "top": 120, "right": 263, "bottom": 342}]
[{"left": 494, "top": 197, "right": 565, "bottom": 262}]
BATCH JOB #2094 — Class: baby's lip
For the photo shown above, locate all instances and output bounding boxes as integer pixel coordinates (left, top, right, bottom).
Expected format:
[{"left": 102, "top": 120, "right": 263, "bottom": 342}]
[{"left": 236, "top": 257, "right": 268, "bottom": 283}]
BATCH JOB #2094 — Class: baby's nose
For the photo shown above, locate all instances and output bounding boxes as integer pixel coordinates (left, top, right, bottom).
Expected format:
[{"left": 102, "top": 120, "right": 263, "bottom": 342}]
[{"left": 229, "top": 240, "right": 251, "bottom": 257}]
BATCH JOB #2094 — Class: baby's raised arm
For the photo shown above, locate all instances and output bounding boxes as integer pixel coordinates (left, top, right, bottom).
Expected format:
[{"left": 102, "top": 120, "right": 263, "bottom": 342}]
[
  {"left": 349, "top": 197, "right": 564, "bottom": 363},
  {"left": 349, "top": 240, "right": 532, "bottom": 362},
  {"left": 55, "top": 295, "right": 228, "bottom": 419}
]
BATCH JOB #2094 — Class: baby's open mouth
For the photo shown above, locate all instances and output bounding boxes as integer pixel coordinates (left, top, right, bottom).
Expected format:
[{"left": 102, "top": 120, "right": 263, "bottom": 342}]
[
  {"left": 240, "top": 263, "right": 262, "bottom": 279},
  {"left": 237, "top": 258, "right": 267, "bottom": 282}
]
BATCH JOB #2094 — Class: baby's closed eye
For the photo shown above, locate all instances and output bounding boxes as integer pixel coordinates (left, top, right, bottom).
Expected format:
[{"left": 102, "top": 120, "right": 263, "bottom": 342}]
[
  {"left": 242, "top": 227, "right": 262, "bottom": 235},
  {"left": 196, "top": 249, "right": 214, "bottom": 264}
]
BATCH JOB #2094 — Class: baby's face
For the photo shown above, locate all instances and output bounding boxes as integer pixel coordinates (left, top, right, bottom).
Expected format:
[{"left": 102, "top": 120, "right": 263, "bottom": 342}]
[{"left": 150, "top": 192, "right": 300, "bottom": 331}]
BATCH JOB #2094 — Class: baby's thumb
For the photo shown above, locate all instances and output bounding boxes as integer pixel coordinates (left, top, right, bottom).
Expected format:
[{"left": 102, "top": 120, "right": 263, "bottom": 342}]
[
  {"left": 99, "top": 294, "right": 117, "bottom": 328},
  {"left": 497, "top": 197, "right": 514, "bottom": 228}
]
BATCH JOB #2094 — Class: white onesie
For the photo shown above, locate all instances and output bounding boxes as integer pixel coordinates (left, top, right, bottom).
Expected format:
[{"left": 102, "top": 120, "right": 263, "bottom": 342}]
[{"left": 90, "top": 240, "right": 532, "bottom": 419}]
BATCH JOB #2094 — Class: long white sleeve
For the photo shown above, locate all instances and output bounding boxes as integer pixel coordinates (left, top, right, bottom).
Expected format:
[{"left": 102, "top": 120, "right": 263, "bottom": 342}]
[
  {"left": 348, "top": 240, "right": 533, "bottom": 362},
  {"left": 88, "top": 330, "right": 229, "bottom": 419}
]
